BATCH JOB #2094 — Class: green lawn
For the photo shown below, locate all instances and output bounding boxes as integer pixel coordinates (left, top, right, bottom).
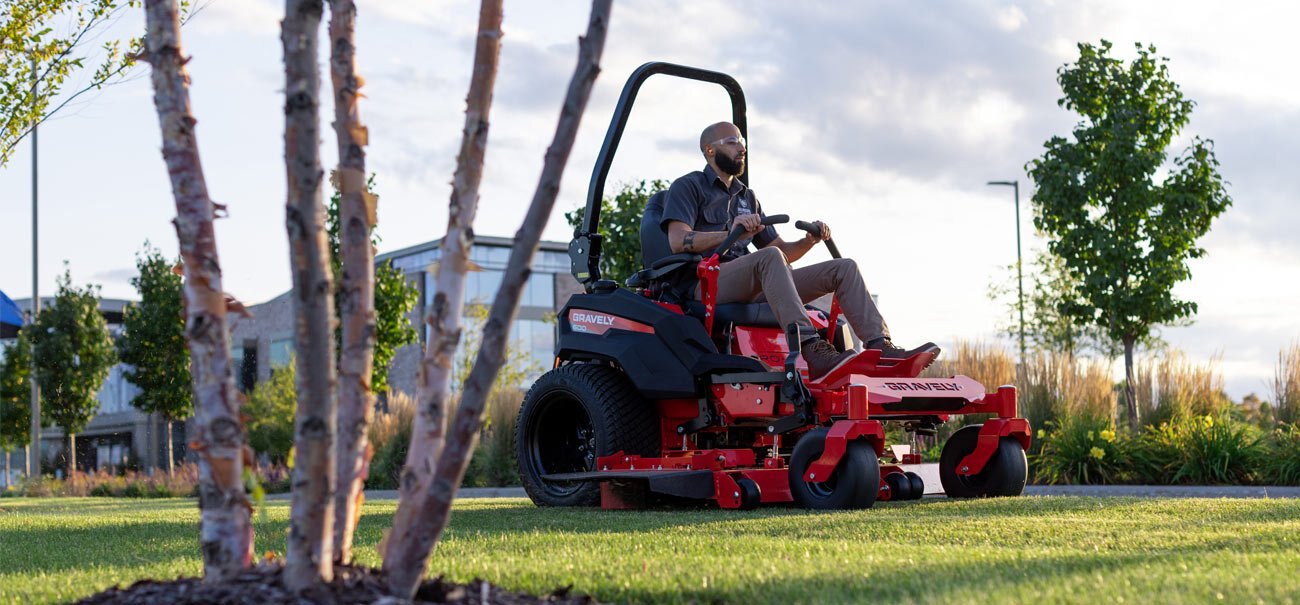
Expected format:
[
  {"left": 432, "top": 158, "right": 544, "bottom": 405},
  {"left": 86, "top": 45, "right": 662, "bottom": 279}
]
[{"left": 2, "top": 496, "right": 1299, "bottom": 604}]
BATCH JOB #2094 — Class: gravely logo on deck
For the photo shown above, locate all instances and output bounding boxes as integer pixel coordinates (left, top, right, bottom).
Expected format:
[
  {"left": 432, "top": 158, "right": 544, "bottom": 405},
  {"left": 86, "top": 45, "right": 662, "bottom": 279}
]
[{"left": 881, "top": 380, "right": 962, "bottom": 392}]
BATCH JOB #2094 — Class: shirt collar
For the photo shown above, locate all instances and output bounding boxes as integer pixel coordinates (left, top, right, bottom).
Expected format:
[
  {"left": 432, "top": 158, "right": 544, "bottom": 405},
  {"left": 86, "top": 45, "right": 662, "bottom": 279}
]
[{"left": 703, "top": 164, "right": 746, "bottom": 194}]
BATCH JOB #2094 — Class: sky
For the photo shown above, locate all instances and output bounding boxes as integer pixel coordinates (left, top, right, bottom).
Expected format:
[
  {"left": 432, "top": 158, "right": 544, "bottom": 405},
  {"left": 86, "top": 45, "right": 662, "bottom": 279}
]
[{"left": 1, "top": 0, "right": 1297, "bottom": 399}]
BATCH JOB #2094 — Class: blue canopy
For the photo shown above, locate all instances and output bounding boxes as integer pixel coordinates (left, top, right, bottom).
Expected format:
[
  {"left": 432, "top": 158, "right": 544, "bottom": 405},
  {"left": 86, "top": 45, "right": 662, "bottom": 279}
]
[{"left": 0, "top": 289, "right": 24, "bottom": 327}]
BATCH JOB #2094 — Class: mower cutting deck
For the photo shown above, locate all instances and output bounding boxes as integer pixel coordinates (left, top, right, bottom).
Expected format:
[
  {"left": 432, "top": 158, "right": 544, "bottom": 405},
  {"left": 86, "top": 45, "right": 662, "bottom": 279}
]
[{"left": 515, "top": 61, "right": 1031, "bottom": 511}]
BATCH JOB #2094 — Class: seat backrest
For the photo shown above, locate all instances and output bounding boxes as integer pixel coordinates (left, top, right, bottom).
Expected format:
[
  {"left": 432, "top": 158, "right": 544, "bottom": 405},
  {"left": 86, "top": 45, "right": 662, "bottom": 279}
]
[{"left": 640, "top": 190, "right": 673, "bottom": 268}]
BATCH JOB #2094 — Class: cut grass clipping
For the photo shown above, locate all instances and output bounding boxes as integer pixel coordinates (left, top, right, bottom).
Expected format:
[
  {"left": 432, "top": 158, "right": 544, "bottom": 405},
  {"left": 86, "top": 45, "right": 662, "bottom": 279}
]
[{"left": 2, "top": 497, "right": 1299, "bottom": 604}]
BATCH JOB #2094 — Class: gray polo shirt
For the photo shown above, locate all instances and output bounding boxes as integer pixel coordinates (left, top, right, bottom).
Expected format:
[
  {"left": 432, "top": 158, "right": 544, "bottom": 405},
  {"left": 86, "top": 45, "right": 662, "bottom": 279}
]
[{"left": 660, "top": 165, "right": 777, "bottom": 261}]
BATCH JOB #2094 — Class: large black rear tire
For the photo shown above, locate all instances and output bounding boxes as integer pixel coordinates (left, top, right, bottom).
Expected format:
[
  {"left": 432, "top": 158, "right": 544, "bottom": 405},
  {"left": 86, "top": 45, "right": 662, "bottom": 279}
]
[
  {"left": 515, "top": 363, "right": 659, "bottom": 506},
  {"left": 788, "top": 428, "right": 880, "bottom": 510},
  {"left": 939, "top": 425, "right": 1028, "bottom": 498}
]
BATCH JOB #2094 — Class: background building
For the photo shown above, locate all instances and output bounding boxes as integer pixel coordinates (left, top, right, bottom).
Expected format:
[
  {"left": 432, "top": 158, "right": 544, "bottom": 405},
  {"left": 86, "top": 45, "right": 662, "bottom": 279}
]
[
  {"left": 1, "top": 297, "right": 180, "bottom": 480},
  {"left": 1, "top": 236, "right": 578, "bottom": 481},
  {"left": 228, "top": 236, "right": 578, "bottom": 397}
]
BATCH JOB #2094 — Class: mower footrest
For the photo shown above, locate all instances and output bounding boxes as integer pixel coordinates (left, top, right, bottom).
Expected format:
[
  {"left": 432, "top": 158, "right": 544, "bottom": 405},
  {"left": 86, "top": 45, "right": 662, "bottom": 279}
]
[{"left": 543, "top": 470, "right": 715, "bottom": 499}]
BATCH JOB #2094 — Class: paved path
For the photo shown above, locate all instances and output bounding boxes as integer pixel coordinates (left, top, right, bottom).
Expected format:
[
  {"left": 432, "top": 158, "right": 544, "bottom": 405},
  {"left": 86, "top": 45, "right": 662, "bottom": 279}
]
[
  {"left": 274, "top": 485, "right": 1300, "bottom": 502},
  {"left": 265, "top": 487, "right": 526, "bottom": 501},
  {"left": 1023, "top": 485, "right": 1300, "bottom": 498}
]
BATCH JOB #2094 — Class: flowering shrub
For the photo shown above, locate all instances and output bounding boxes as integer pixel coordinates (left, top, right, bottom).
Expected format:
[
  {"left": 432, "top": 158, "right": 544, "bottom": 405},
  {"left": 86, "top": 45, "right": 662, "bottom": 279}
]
[
  {"left": 10, "top": 464, "right": 200, "bottom": 497},
  {"left": 8, "top": 461, "right": 295, "bottom": 497},
  {"left": 1130, "top": 415, "right": 1265, "bottom": 485},
  {"left": 1032, "top": 414, "right": 1130, "bottom": 484}
]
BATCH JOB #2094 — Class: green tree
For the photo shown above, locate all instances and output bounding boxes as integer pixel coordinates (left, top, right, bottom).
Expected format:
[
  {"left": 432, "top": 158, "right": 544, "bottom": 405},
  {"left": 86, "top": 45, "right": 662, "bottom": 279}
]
[
  {"left": 1027, "top": 41, "right": 1231, "bottom": 431},
  {"left": 116, "top": 244, "right": 189, "bottom": 474},
  {"left": 565, "top": 179, "right": 667, "bottom": 284},
  {"left": 29, "top": 268, "right": 115, "bottom": 474},
  {"left": 244, "top": 359, "right": 296, "bottom": 463},
  {"left": 326, "top": 174, "right": 419, "bottom": 393},
  {"left": 1, "top": 1, "right": 142, "bottom": 165},
  {"left": 989, "top": 250, "right": 1125, "bottom": 359},
  {"left": 0, "top": 331, "right": 33, "bottom": 462}
]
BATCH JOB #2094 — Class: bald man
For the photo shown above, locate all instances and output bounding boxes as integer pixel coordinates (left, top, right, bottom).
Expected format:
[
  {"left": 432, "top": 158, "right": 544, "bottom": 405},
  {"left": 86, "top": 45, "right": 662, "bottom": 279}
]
[{"left": 660, "top": 121, "right": 939, "bottom": 380}]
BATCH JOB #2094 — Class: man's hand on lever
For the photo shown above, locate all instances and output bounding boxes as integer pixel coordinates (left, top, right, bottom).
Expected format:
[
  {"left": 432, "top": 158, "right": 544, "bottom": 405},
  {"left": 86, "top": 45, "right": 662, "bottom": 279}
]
[{"left": 732, "top": 213, "right": 765, "bottom": 238}]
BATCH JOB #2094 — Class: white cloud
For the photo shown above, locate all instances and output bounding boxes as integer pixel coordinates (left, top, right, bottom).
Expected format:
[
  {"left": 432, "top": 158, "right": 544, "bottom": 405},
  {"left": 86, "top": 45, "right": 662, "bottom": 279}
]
[
  {"left": 188, "top": 0, "right": 280, "bottom": 36},
  {"left": 995, "top": 5, "right": 1028, "bottom": 32}
]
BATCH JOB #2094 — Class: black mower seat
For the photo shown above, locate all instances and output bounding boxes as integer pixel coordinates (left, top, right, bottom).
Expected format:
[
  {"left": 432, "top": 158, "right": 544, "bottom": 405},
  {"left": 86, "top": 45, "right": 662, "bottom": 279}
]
[{"left": 682, "top": 300, "right": 780, "bottom": 327}]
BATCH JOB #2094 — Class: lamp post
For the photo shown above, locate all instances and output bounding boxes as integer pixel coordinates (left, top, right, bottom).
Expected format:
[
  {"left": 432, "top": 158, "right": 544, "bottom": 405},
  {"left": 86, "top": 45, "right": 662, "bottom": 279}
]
[
  {"left": 29, "top": 55, "right": 41, "bottom": 478},
  {"left": 987, "top": 180, "right": 1025, "bottom": 367}
]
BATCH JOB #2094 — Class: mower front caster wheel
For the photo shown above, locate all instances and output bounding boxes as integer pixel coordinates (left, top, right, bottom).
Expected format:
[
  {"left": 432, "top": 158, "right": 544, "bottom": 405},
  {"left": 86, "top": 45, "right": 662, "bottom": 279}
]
[
  {"left": 905, "top": 471, "right": 925, "bottom": 499},
  {"left": 938, "top": 424, "right": 1028, "bottom": 498},
  {"left": 788, "top": 428, "right": 880, "bottom": 510},
  {"left": 884, "top": 472, "right": 914, "bottom": 501}
]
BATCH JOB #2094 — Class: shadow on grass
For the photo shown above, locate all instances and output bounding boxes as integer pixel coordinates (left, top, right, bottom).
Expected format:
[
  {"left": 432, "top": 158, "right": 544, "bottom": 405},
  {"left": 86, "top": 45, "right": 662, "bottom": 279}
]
[
  {"left": 0, "top": 518, "right": 202, "bottom": 574},
  {"left": 349, "top": 496, "right": 1135, "bottom": 541}
]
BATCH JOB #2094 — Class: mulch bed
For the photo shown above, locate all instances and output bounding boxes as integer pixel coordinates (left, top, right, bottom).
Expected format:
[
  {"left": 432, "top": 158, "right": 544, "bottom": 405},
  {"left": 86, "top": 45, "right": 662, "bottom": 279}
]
[{"left": 74, "top": 564, "right": 600, "bottom": 605}]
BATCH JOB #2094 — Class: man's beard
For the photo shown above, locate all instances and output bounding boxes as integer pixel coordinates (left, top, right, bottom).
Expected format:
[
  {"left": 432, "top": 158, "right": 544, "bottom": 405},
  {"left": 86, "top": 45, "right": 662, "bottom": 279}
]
[{"left": 715, "top": 151, "right": 745, "bottom": 176}]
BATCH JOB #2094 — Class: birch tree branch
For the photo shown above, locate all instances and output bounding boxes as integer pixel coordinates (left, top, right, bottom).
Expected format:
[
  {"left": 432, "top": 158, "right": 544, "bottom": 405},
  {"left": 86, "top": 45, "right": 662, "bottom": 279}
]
[
  {"left": 327, "top": 0, "right": 376, "bottom": 565},
  {"left": 384, "top": 0, "right": 613, "bottom": 598},
  {"left": 382, "top": 0, "right": 502, "bottom": 588},
  {"left": 282, "top": 0, "right": 338, "bottom": 590},
  {"left": 142, "top": 0, "right": 252, "bottom": 582}
]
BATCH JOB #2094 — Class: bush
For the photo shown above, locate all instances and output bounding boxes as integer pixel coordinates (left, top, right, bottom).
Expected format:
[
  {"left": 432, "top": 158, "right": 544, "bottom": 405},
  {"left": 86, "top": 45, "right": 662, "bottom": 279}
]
[
  {"left": 1130, "top": 415, "right": 1265, "bottom": 485},
  {"left": 1259, "top": 424, "right": 1300, "bottom": 485},
  {"left": 365, "top": 388, "right": 524, "bottom": 490},
  {"left": 463, "top": 389, "right": 523, "bottom": 488},
  {"left": 1274, "top": 342, "right": 1300, "bottom": 425},
  {"left": 1133, "top": 351, "right": 1230, "bottom": 428},
  {"left": 1017, "top": 352, "right": 1115, "bottom": 447},
  {"left": 245, "top": 362, "right": 297, "bottom": 463},
  {"left": 366, "top": 391, "right": 416, "bottom": 490},
  {"left": 11, "top": 464, "right": 203, "bottom": 498},
  {"left": 1032, "top": 414, "right": 1129, "bottom": 484}
]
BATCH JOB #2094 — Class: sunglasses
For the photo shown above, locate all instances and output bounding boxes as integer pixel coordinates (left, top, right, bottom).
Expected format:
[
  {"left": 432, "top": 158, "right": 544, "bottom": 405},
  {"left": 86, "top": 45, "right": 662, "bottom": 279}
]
[{"left": 709, "top": 135, "right": 747, "bottom": 148}]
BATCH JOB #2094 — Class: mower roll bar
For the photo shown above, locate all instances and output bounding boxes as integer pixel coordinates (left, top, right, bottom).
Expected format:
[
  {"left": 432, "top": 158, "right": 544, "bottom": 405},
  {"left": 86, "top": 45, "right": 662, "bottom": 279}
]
[{"left": 571, "top": 62, "right": 749, "bottom": 289}]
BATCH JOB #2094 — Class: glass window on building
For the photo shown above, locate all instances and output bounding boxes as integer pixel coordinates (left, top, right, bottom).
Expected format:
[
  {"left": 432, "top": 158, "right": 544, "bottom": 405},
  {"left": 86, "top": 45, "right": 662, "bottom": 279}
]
[
  {"left": 269, "top": 339, "right": 294, "bottom": 368},
  {"left": 466, "top": 269, "right": 504, "bottom": 304},
  {"left": 523, "top": 272, "right": 554, "bottom": 308},
  {"left": 513, "top": 319, "right": 555, "bottom": 375}
]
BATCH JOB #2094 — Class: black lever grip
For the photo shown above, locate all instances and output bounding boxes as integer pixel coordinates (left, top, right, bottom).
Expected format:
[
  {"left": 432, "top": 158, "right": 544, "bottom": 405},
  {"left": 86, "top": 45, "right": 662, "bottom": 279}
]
[
  {"left": 709, "top": 215, "right": 789, "bottom": 258},
  {"left": 794, "top": 220, "right": 841, "bottom": 259}
]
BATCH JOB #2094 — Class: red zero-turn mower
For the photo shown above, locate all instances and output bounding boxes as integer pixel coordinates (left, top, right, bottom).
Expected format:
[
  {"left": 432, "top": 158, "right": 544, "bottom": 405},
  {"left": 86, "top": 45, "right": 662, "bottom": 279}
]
[{"left": 515, "top": 62, "right": 1031, "bottom": 510}]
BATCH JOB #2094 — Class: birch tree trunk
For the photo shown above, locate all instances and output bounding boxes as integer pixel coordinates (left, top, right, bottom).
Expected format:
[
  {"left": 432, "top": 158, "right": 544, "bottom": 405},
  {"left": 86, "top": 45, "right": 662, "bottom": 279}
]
[
  {"left": 384, "top": 1, "right": 613, "bottom": 597},
  {"left": 326, "top": 0, "right": 376, "bottom": 565},
  {"left": 282, "top": 0, "right": 338, "bottom": 589},
  {"left": 382, "top": 0, "right": 503, "bottom": 583},
  {"left": 142, "top": 0, "right": 253, "bottom": 581}
]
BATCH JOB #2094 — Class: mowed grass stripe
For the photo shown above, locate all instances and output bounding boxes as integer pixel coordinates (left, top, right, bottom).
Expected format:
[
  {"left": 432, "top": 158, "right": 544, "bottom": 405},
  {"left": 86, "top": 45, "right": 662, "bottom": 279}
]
[{"left": 2, "top": 497, "right": 1298, "bottom": 604}]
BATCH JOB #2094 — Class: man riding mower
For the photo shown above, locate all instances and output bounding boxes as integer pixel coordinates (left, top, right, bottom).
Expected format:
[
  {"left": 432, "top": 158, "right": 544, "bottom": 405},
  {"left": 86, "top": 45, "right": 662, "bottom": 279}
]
[{"left": 515, "top": 62, "right": 1031, "bottom": 510}]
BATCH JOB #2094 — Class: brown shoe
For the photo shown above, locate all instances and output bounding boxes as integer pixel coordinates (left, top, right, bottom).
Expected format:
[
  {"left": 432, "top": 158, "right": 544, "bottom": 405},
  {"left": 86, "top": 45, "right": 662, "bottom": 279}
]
[
  {"left": 803, "top": 339, "right": 857, "bottom": 381},
  {"left": 866, "top": 338, "right": 941, "bottom": 361}
]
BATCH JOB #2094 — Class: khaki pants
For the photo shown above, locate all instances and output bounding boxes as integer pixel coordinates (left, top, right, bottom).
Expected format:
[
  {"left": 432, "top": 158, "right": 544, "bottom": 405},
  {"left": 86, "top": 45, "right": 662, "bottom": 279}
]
[{"left": 697, "top": 246, "right": 889, "bottom": 343}]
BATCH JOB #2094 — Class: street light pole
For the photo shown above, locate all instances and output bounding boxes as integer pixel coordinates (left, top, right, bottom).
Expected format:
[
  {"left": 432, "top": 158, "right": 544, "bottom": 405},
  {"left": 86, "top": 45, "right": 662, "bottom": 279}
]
[
  {"left": 987, "top": 180, "right": 1025, "bottom": 368},
  {"left": 29, "top": 56, "right": 41, "bottom": 478}
]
